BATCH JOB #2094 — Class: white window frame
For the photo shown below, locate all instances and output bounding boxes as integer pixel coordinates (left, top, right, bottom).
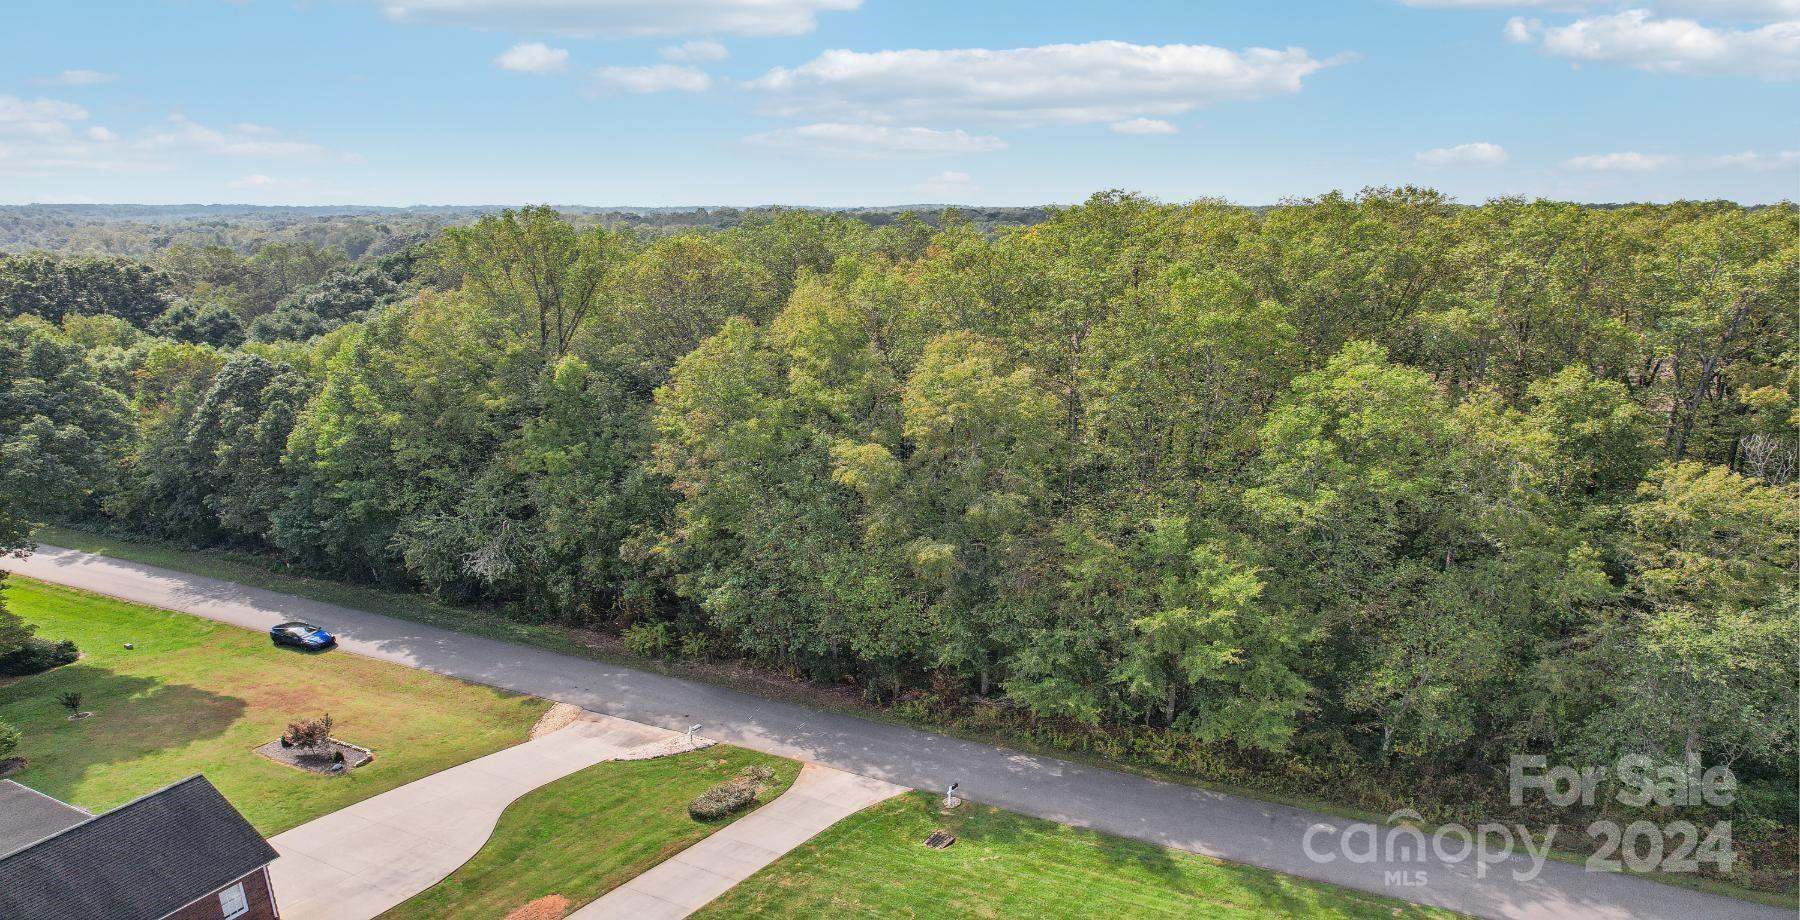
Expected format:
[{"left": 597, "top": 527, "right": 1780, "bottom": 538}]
[{"left": 218, "top": 881, "right": 249, "bottom": 919}]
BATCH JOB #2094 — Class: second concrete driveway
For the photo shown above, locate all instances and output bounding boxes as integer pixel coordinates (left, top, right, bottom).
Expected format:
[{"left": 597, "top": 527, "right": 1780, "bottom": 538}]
[
  {"left": 268, "top": 714, "right": 679, "bottom": 920},
  {"left": 574, "top": 764, "right": 907, "bottom": 919}
]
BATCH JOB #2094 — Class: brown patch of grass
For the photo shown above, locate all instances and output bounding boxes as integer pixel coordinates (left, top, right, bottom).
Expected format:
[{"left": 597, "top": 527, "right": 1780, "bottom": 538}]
[{"left": 502, "top": 895, "right": 570, "bottom": 920}]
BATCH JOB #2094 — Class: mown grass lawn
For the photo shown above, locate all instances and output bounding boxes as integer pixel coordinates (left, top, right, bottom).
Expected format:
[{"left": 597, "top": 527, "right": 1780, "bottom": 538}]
[
  {"left": 695, "top": 791, "right": 1462, "bottom": 920},
  {"left": 0, "top": 576, "right": 550, "bottom": 835},
  {"left": 380, "top": 746, "right": 797, "bottom": 920}
]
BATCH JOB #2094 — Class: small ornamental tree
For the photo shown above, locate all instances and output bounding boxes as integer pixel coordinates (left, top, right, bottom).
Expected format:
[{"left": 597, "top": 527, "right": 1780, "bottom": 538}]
[
  {"left": 0, "top": 720, "right": 19, "bottom": 758},
  {"left": 282, "top": 713, "right": 333, "bottom": 751},
  {"left": 57, "top": 692, "right": 82, "bottom": 715}
]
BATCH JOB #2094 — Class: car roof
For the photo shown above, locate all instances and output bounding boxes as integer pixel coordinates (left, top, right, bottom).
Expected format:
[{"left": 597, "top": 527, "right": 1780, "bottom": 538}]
[{"left": 274, "top": 621, "right": 318, "bottom": 630}]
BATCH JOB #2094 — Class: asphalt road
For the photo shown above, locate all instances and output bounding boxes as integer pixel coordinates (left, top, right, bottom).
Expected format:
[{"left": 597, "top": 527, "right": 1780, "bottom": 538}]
[{"left": 5, "top": 546, "right": 1788, "bottom": 920}]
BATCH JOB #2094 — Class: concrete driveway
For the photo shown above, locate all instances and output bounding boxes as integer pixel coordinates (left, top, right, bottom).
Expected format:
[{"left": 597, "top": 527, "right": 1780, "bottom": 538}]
[
  {"left": 574, "top": 764, "right": 907, "bottom": 919},
  {"left": 7, "top": 545, "right": 1790, "bottom": 920},
  {"left": 268, "top": 714, "right": 679, "bottom": 920}
]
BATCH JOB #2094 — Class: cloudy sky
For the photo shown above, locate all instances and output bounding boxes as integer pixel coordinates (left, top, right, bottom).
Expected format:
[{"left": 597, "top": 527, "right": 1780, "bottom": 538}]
[{"left": 4, "top": 0, "right": 1796, "bottom": 205}]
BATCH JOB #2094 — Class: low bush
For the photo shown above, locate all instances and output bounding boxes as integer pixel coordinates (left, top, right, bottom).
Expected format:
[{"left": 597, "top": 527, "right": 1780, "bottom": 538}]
[
  {"left": 688, "top": 780, "right": 757, "bottom": 820},
  {"left": 622, "top": 621, "right": 674, "bottom": 659},
  {"left": 678, "top": 632, "right": 715, "bottom": 659},
  {"left": 0, "top": 638, "right": 79, "bottom": 676},
  {"left": 0, "top": 720, "right": 18, "bottom": 758},
  {"left": 283, "top": 713, "right": 334, "bottom": 750},
  {"left": 687, "top": 764, "right": 778, "bottom": 820}
]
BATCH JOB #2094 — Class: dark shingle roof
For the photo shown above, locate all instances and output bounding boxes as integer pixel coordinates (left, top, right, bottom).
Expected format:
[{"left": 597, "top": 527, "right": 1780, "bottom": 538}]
[
  {"left": 0, "top": 780, "right": 91, "bottom": 856},
  {"left": 0, "top": 774, "right": 278, "bottom": 920}
]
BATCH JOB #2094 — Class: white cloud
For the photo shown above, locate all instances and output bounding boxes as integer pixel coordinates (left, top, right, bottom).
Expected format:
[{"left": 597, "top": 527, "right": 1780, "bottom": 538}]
[
  {"left": 1512, "top": 10, "right": 1800, "bottom": 78},
  {"left": 1415, "top": 141, "right": 1509, "bottom": 166},
  {"left": 143, "top": 115, "right": 346, "bottom": 160},
  {"left": 1408, "top": 1, "right": 1800, "bottom": 18},
  {"left": 375, "top": 0, "right": 860, "bottom": 37},
  {"left": 40, "top": 69, "right": 118, "bottom": 86},
  {"left": 1709, "top": 149, "right": 1800, "bottom": 169},
  {"left": 747, "top": 40, "right": 1346, "bottom": 126},
  {"left": 913, "top": 170, "right": 978, "bottom": 199},
  {"left": 0, "top": 97, "right": 354, "bottom": 175},
  {"left": 745, "top": 123, "right": 1006, "bottom": 159},
  {"left": 228, "top": 173, "right": 277, "bottom": 188},
  {"left": 592, "top": 64, "right": 712, "bottom": 93},
  {"left": 496, "top": 42, "right": 570, "bottom": 73},
  {"left": 1564, "top": 151, "right": 1674, "bottom": 170},
  {"left": 1504, "top": 17, "right": 1543, "bottom": 42},
  {"left": 1110, "top": 117, "right": 1179, "bottom": 135},
  {"left": 661, "top": 40, "right": 729, "bottom": 62},
  {"left": 0, "top": 97, "right": 90, "bottom": 138}
]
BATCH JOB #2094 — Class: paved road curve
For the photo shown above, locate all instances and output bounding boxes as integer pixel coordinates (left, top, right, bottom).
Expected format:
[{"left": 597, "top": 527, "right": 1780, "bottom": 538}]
[{"left": 6, "top": 546, "right": 1788, "bottom": 920}]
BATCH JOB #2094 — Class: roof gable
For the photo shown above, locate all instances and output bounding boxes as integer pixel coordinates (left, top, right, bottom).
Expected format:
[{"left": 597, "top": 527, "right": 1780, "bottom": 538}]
[
  {"left": 0, "top": 780, "right": 91, "bottom": 857},
  {"left": 0, "top": 775, "right": 277, "bottom": 920}
]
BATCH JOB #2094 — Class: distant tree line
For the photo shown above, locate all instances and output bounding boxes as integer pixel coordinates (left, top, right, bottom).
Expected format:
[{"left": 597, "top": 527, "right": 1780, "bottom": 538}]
[
  {"left": 1, "top": 192, "right": 1793, "bottom": 887},
  {"left": 0, "top": 203, "right": 1050, "bottom": 258}
]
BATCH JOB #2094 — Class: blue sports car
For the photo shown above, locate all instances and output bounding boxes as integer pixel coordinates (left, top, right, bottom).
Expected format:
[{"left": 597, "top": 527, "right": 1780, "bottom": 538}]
[{"left": 270, "top": 621, "right": 337, "bottom": 650}]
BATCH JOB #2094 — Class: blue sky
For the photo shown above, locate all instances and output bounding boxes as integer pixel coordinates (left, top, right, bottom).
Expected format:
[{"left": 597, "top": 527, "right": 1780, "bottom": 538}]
[{"left": 4, "top": 1, "right": 1795, "bottom": 206}]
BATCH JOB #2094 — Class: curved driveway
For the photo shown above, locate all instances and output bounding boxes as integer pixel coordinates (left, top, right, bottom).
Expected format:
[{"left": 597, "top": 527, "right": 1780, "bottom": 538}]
[
  {"left": 269, "top": 715, "right": 676, "bottom": 920},
  {"left": 5, "top": 546, "right": 1787, "bottom": 920}
]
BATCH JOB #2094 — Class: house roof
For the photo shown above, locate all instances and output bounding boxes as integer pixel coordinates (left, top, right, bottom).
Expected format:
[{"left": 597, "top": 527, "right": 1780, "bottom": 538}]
[
  {"left": 0, "top": 780, "right": 91, "bottom": 856},
  {"left": 0, "top": 774, "right": 278, "bottom": 920}
]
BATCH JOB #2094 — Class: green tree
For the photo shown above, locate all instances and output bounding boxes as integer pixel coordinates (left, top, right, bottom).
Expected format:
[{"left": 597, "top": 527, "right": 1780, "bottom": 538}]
[
  {"left": 151, "top": 299, "right": 246, "bottom": 346},
  {"left": 184, "top": 353, "right": 315, "bottom": 542},
  {"left": 1110, "top": 521, "right": 1309, "bottom": 749},
  {"left": 439, "top": 206, "right": 626, "bottom": 361},
  {"left": 1587, "top": 463, "right": 1798, "bottom": 765},
  {"left": 0, "top": 253, "right": 173, "bottom": 326},
  {"left": 0, "top": 317, "right": 133, "bottom": 553}
]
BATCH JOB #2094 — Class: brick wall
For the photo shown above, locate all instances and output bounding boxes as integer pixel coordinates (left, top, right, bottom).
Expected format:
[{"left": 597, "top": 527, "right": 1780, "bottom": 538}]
[{"left": 165, "top": 867, "right": 279, "bottom": 920}]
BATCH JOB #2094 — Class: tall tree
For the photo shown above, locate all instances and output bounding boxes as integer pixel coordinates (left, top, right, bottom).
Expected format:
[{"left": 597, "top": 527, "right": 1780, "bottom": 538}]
[{"left": 439, "top": 206, "right": 625, "bottom": 361}]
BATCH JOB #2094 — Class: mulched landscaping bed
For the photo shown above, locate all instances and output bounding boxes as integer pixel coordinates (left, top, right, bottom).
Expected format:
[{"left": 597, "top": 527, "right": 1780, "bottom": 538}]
[{"left": 254, "top": 738, "right": 374, "bottom": 774}]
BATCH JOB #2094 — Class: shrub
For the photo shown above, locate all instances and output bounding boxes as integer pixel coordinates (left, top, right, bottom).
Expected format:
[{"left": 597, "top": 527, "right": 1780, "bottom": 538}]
[
  {"left": 688, "top": 780, "right": 757, "bottom": 820},
  {"left": 0, "top": 721, "right": 18, "bottom": 758},
  {"left": 678, "top": 632, "right": 714, "bottom": 659},
  {"left": 0, "top": 638, "right": 79, "bottom": 677},
  {"left": 57, "top": 692, "right": 82, "bottom": 714},
  {"left": 688, "top": 764, "right": 779, "bottom": 820},
  {"left": 622, "top": 621, "right": 674, "bottom": 659},
  {"left": 283, "top": 713, "right": 334, "bottom": 750}
]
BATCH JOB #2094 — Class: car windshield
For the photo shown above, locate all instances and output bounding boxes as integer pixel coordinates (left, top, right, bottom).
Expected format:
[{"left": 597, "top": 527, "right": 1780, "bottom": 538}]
[{"left": 287, "top": 625, "right": 318, "bottom": 636}]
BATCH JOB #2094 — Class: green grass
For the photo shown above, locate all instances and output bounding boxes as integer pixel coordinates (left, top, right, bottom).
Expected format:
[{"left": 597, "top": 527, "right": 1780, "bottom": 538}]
[
  {"left": 380, "top": 747, "right": 797, "bottom": 920},
  {"left": 696, "top": 792, "right": 1460, "bottom": 919},
  {"left": 0, "top": 576, "right": 550, "bottom": 835}
]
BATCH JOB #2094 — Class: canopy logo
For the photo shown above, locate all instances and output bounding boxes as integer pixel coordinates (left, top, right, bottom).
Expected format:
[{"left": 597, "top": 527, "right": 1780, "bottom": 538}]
[{"left": 1301, "top": 754, "right": 1737, "bottom": 887}]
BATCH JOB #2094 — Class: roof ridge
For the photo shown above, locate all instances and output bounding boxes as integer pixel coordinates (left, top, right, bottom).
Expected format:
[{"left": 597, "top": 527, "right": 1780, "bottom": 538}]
[
  {"left": 0, "top": 774, "right": 208, "bottom": 864},
  {"left": 0, "top": 779, "right": 93, "bottom": 815}
]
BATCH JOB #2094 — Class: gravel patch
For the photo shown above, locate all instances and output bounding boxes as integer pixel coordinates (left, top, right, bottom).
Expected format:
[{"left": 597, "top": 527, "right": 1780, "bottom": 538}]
[
  {"left": 529, "top": 702, "right": 583, "bottom": 740},
  {"left": 255, "top": 737, "right": 374, "bottom": 774}
]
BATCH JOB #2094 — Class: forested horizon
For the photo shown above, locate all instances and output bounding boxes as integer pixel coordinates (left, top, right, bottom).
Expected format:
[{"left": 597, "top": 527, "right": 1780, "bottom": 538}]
[
  {"left": 0, "top": 203, "right": 1053, "bottom": 258},
  {"left": 3, "top": 189, "right": 1794, "bottom": 888}
]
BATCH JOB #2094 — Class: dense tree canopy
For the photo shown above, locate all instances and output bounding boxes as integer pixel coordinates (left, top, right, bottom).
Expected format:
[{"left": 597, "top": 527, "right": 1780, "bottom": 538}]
[{"left": 4, "top": 192, "right": 1794, "bottom": 882}]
